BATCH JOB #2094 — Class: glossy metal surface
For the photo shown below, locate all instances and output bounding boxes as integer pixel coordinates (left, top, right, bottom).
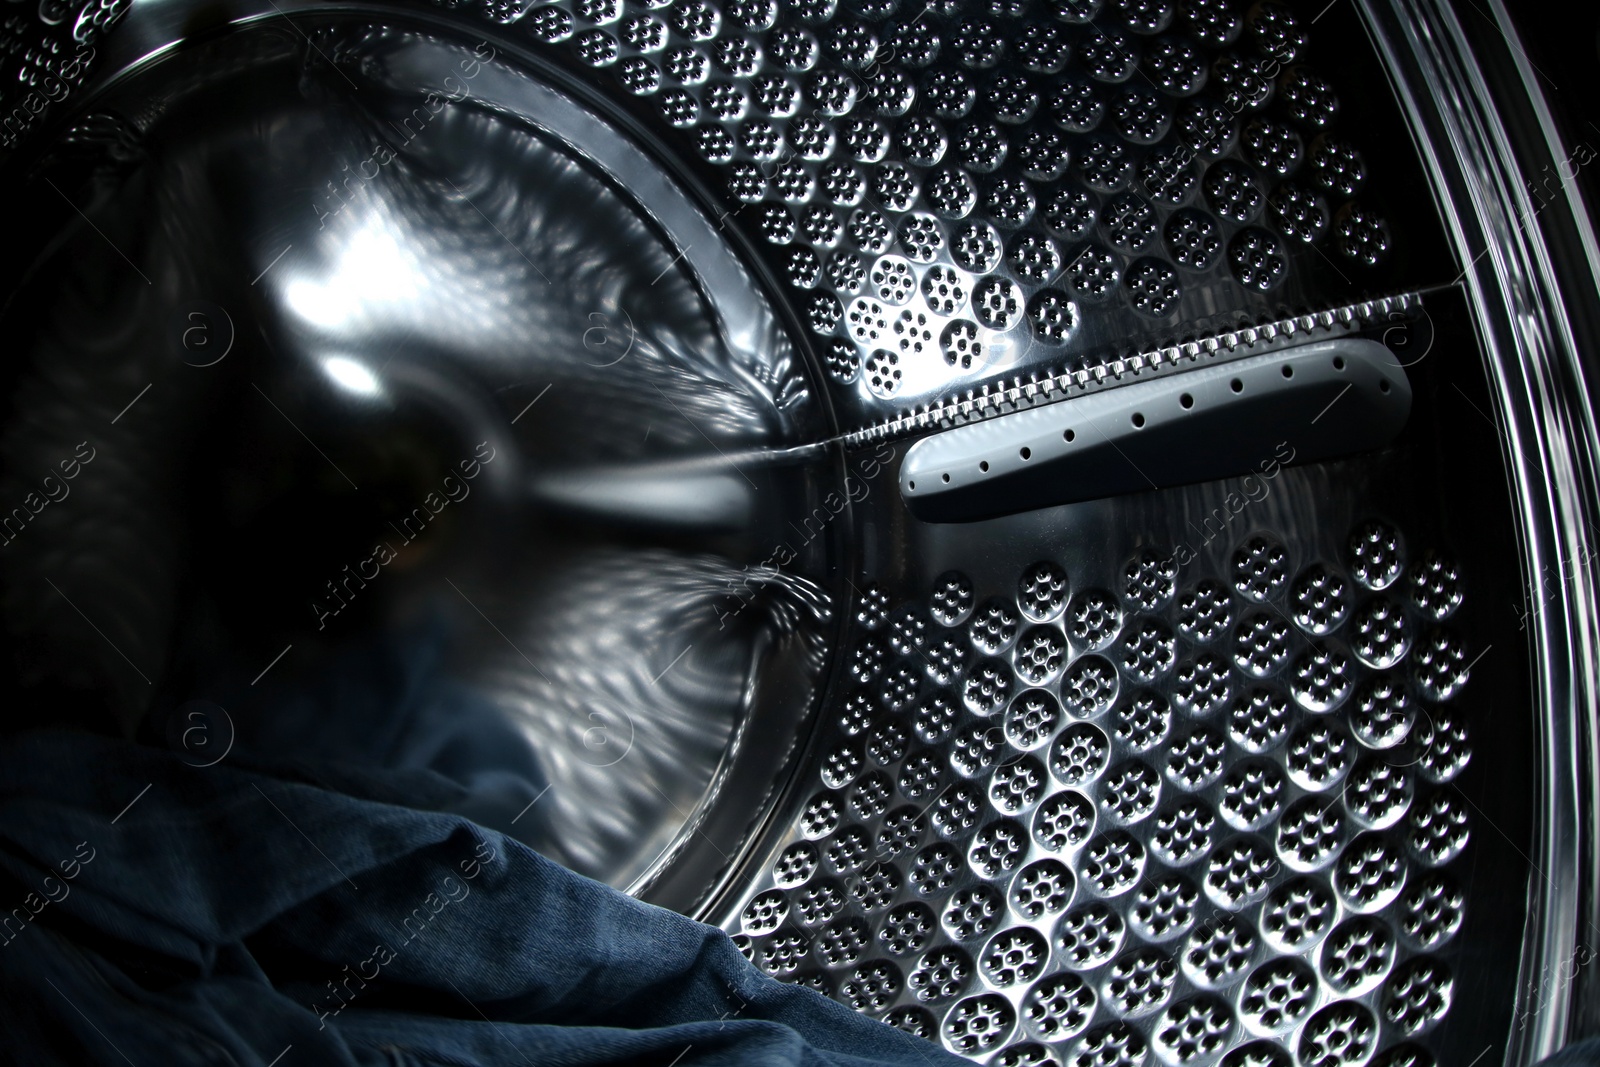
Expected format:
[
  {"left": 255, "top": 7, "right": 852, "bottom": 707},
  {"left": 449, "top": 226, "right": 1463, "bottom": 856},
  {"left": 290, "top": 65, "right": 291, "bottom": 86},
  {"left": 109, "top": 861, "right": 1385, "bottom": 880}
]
[
  {"left": 1361, "top": 0, "right": 1600, "bottom": 1055},
  {"left": 900, "top": 337, "right": 1412, "bottom": 520},
  {"left": 723, "top": 289, "right": 1532, "bottom": 1064},
  {"left": 0, "top": 23, "right": 841, "bottom": 909},
  {"left": 2, "top": 0, "right": 1597, "bottom": 1063}
]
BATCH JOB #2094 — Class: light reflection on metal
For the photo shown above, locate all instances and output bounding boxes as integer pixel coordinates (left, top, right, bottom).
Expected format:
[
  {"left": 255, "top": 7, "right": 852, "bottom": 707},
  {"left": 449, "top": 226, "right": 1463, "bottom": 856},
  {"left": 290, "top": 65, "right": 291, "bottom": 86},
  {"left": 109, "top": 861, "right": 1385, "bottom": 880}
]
[{"left": 0, "top": 26, "right": 838, "bottom": 913}]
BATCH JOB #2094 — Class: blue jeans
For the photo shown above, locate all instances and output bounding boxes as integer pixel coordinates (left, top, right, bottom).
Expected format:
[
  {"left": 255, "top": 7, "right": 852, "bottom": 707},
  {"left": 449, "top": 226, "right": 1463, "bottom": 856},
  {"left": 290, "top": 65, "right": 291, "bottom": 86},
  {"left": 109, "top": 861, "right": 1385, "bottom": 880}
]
[
  {"left": 0, "top": 729, "right": 967, "bottom": 1066},
  {"left": 4, "top": 728, "right": 1599, "bottom": 1066}
]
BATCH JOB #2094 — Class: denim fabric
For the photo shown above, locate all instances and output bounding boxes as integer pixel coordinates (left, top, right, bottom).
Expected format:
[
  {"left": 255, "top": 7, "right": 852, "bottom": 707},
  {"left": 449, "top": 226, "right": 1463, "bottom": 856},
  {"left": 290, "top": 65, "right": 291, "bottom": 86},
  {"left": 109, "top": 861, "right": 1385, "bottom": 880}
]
[
  {"left": 0, "top": 730, "right": 968, "bottom": 1067},
  {"left": 6, "top": 728, "right": 1600, "bottom": 1067},
  {"left": 168, "top": 612, "right": 553, "bottom": 846},
  {"left": 1541, "top": 1040, "right": 1600, "bottom": 1066}
]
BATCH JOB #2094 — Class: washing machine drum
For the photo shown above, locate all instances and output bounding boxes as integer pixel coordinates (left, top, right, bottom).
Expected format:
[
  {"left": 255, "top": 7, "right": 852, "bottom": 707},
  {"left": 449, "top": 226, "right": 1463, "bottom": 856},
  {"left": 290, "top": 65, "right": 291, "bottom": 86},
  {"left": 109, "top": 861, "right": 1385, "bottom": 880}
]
[{"left": 1, "top": 1, "right": 1595, "bottom": 1063}]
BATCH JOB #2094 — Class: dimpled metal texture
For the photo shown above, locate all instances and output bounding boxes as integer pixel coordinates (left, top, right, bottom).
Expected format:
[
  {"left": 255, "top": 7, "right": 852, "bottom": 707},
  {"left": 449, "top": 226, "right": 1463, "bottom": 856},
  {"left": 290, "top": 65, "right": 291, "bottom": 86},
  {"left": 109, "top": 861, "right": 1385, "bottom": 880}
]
[
  {"left": 728, "top": 520, "right": 1473, "bottom": 1064},
  {"left": 434, "top": 0, "right": 1432, "bottom": 432},
  {"left": 0, "top": 0, "right": 1494, "bottom": 1057}
]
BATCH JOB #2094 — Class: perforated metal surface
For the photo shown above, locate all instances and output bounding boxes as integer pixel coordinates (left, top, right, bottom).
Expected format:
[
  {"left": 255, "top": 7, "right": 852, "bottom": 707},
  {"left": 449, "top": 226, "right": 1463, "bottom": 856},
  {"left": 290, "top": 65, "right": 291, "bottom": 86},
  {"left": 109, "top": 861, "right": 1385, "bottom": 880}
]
[
  {"left": 0, "top": 0, "right": 1449, "bottom": 437},
  {"left": 722, "top": 505, "right": 1477, "bottom": 1065},
  {"left": 490, "top": 0, "right": 1447, "bottom": 432},
  {"left": 0, "top": 0, "right": 1556, "bottom": 1060}
]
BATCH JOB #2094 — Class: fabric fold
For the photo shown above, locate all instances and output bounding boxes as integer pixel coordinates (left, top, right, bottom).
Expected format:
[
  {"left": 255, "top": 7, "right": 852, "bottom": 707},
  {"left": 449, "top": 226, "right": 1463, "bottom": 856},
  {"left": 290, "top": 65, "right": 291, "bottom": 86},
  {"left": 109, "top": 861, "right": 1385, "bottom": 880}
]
[{"left": 0, "top": 730, "right": 965, "bottom": 1067}]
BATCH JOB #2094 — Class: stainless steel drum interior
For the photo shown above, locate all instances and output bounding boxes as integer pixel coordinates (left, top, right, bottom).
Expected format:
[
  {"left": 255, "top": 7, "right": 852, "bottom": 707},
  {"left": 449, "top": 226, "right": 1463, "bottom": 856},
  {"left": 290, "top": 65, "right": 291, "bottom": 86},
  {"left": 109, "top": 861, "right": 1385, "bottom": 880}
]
[{"left": 1, "top": 0, "right": 1597, "bottom": 1064}]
